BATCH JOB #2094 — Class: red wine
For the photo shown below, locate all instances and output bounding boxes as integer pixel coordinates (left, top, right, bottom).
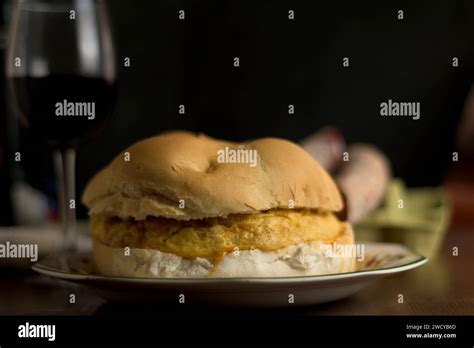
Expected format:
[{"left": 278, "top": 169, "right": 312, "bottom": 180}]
[{"left": 10, "top": 74, "right": 116, "bottom": 149}]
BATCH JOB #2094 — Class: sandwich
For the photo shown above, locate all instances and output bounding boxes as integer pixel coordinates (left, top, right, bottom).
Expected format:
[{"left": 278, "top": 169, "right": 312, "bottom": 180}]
[{"left": 82, "top": 131, "right": 356, "bottom": 278}]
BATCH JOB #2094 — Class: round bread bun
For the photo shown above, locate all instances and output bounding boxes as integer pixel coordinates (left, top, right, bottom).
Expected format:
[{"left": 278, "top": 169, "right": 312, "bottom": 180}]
[
  {"left": 92, "top": 223, "right": 356, "bottom": 278},
  {"left": 82, "top": 131, "right": 343, "bottom": 220}
]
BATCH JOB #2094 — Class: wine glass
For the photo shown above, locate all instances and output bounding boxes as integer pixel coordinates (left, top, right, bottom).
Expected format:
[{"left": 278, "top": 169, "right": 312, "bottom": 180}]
[{"left": 6, "top": 0, "right": 116, "bottom": 250}]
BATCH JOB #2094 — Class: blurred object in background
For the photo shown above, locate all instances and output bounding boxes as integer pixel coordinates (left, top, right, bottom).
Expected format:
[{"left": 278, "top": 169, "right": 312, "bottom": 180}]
[
  {"left": 336, "top": 144, "right": 391, "bottom": 224},
  {"left": 300, "top": 127, "right": 346, "bottom": 171},
  {"left": 456, "top": 86, "right": 474, "bottom": 160},
  {"left": 303, "top": 128, "right": 450, "bottom": 259},
  {"left": 11, "top": 180, "right": 48, "bottom": 225},
  {"left": 445, "top": 85, "right": 474, "bottom": 228},
  {"left": 302, "top": 129, "right": 391, "bottom": 224},
  {"left": 0, "top": 0, "right": 14, "bottom": 226},
  {"left": 444, "top": 165, "right": 474, "bottom": 228},
  {"left": 356, "top": 180, "right": 450, "bottom": 259}
]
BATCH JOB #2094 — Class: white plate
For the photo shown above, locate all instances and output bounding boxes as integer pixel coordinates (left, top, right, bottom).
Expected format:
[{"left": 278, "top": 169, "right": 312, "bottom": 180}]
[{"left": 32, "top": 243, "right": 427, "bottom": 307}]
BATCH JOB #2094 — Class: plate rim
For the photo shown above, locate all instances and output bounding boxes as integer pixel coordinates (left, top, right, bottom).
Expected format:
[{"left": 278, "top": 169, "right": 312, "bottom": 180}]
[{"left": 32, "top": 242, "right": 428, "bottom": 284}]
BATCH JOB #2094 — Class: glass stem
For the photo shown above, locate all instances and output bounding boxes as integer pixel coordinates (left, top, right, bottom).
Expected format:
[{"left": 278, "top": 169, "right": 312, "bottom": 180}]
[
  {"left": 53, "top": 150, "right": 65, "bottom": 230},
  {"left": 60, "top": 148, "right": 77, "bottom": 251}
]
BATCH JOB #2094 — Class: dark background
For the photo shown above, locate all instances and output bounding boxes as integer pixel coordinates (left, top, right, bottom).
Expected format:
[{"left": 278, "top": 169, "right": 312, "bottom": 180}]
[{"left": 2, "top": 0, "right": 474, "bottom": 221}]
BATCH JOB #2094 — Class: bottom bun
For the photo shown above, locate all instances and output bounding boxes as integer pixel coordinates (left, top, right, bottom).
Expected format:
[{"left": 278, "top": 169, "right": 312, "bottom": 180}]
[{"left": 93, "top": 223, "right": 356, "bottom": 278}]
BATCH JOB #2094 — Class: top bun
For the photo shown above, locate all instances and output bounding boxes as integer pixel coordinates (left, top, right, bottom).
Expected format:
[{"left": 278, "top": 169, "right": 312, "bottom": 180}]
[{"left": 82, "top": 131, "right": 343, "bottom": 220}]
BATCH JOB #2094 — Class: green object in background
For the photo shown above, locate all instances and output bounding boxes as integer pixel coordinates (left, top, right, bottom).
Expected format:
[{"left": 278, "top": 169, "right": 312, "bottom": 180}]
[{"left": 355, "top": 179, "right": 451, "bottom": 258}]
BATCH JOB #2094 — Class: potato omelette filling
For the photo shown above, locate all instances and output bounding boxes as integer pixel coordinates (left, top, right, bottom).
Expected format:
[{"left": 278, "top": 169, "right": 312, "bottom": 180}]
[{"left": 91, "top": 209, "right": 344, "bottom": 260}]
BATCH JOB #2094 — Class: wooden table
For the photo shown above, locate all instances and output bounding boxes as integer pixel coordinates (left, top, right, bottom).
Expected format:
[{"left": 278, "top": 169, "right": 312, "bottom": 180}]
[{"left": 1, "top": 225, "right": 472, "bottom": 317}]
